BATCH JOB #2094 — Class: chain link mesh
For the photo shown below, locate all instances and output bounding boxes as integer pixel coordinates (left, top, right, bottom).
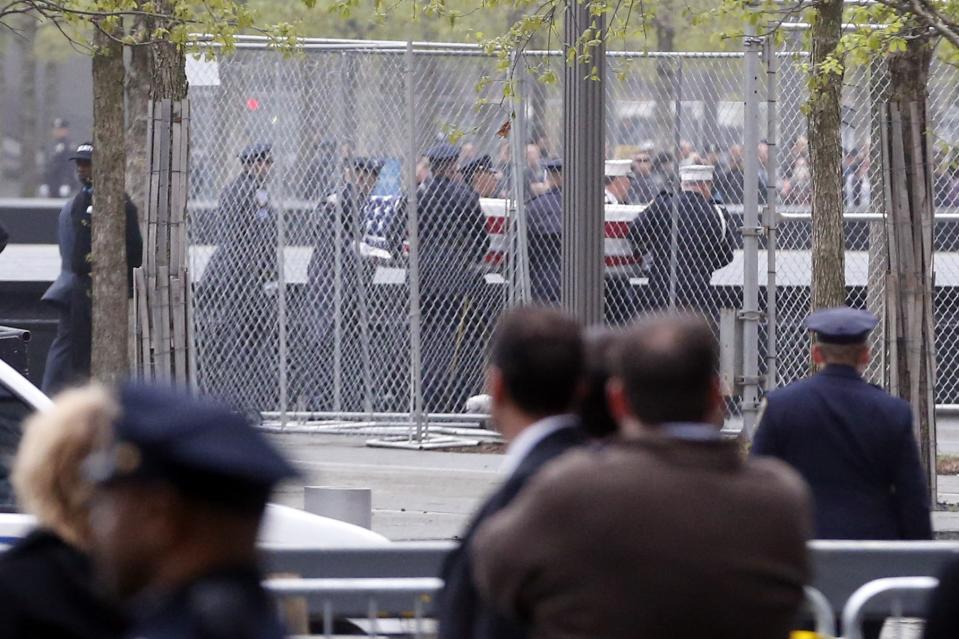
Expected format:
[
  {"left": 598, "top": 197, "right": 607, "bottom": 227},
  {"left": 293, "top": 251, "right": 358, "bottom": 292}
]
[{"left": 185, "top": 39, "right": 959, "bottom": 428}]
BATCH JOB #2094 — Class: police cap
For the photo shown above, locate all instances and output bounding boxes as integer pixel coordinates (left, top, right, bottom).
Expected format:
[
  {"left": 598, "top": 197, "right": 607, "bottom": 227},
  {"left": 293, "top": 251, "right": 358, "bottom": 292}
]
[
  {"left": 350, "top": 157, "right": 385, "bottom": 174},
  {"left": 69, "top": 142, "right": 94, "bottom": 162},
  {"left": 805, "top": 306, "right": 879, "bottom": 344},
  {"left": 543, "top": 158, "right": 563, "bottom": 172},
  {"left": 86, "top": 383, "right": 298, "bottom": 509},
  {"left": 461, "top": 155, "right": 495, "bottom": 182},
  {"left": 425, "top": 143, "right": 460, "bottom": 162},
  {"left": 239, "top": 143, "right": 273, "bottom": 164}
]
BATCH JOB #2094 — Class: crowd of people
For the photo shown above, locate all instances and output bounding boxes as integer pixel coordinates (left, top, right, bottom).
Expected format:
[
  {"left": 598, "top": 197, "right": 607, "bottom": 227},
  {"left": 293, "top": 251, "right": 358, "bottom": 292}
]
[{"left": 0, "top": 303, "right": 956, "bottom": 639}]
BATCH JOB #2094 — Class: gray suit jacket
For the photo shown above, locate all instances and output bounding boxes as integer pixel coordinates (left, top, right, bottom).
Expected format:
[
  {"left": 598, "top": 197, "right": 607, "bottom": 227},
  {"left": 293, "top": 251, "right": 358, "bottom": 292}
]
[{"left": 41, "top": 198, "right": 78, "bottom": 308}]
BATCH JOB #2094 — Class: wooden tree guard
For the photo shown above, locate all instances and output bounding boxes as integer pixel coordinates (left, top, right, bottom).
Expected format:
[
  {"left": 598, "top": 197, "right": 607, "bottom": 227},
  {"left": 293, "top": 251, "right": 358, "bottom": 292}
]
[
  {"left": 881, "top": 101, "right": 937, "bottom": 497},
  {"left": 132, "top": 100, "right": 193, "bottom": 386}
]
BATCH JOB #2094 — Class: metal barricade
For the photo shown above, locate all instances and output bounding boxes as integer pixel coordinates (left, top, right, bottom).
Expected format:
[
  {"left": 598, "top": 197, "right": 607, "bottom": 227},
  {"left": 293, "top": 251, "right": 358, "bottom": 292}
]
[
  {"left": 804, "top": 586, "right": 837, "bottom": 638},
  {"left": 266, "top": 576, "right": 441, "bottom": 638},
  {"left": 840, "top": 576, "right": 939, "bottom": 639},
  {"left": 265, "top": 576, "right": 834, "bottom": 639}
]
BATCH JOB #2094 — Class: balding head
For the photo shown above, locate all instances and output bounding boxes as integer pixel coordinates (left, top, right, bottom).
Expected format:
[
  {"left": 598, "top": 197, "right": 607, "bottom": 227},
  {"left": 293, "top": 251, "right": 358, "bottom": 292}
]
[{"left": 610, "top": 314, "right": 722, "bottom": 428}]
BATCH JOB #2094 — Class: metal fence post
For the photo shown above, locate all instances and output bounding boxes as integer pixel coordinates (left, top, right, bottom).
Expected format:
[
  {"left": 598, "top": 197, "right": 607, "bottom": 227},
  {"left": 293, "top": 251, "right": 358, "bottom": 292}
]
[
  {"left": 277, "top": 166, "right": 289, "bottom": 426},
  {"left": 508, "top": 53, "right": 531, "bottom": 306},
  {"left": 669, "top": 57, "right": 683, "bottom": 310},
  {"left": 765, "top": 30, "right": 780, "bottom": 390},
  {"left": 343, "top": 53, "right": 376, "bottom": 414},
  {"left": 333, "top": 54, "right": 347, "bottom": 412},
  {"left": 274, "top": 59, "right": 289, "bottom": 427},
  {"left": 405, "top": 42, "right": 426, "bottom": 441},
  {"left": 742, "top": 21, "right": 763, "bottom": 436},
  {"left": 562, "top": 3, "right": 606, "bottom": 324}
]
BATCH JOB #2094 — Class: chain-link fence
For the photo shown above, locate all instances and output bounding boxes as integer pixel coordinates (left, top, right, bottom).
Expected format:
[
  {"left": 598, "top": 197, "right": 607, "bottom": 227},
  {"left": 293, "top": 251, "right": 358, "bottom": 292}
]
[{"left": 184, "top": 37, "right": 959, "bottom": 430}]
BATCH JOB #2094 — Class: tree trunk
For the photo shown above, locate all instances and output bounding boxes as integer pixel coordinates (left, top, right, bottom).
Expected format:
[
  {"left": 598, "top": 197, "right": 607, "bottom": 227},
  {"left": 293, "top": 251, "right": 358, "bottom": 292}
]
[
  {"left": 884, "top": 33, "right": 937, "bottom": 495},
  {"left": 807, "top": 0, "right": 846, "bottom": 311},
  {"left": 150, "top": 25, "right": 187, "bottom": 100},
  {"left": 18, "top": 18, "right": 38, "bottom": 197},
  {"left": 126, "top": 31, "right": 152, "bottom": 216},
  {"left": 91, "top": 24, "right": 130, "bottom": 384}
]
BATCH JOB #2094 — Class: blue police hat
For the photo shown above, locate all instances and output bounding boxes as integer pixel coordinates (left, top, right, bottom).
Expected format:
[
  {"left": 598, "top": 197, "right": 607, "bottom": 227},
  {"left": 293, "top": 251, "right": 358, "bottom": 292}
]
[
  {"left": 69, "top": 142, "right": 94, "bottom": 162},
  {"left": 460, "top": 155, "right": 495, "bottom": 182},
  {"left": 425, "top": 143, "right": 460, "bottom": 162},
  {"left": 86, "top": 383, "right": 297, "bottom": 507},
  {"left": 543, "top": 158, "right": 563, "bottom": 172},
  {"left": 349, "top": 156, "right": 385, "bottom": 173},
  {"left": 804, "top": 306, "right": 879, "bottom": 344},
  {"left": 239, "top": 143, "right": 273, "bottom": 164}
]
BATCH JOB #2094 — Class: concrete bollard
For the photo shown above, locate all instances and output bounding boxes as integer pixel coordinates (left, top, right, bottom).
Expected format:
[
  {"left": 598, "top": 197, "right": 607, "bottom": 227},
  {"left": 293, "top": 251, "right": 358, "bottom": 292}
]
[{"left": 303, "top": 486, "right": 373, "bottom": 529}]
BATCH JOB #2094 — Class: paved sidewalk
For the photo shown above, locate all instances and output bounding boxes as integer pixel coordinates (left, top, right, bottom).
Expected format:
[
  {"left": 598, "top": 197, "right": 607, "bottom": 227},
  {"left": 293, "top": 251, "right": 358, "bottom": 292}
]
[
  {"left": 269, "top": 433, "right": 502, "bottom": 540},
  {"left": 269, "top": 432, "right": 959, "bottom": 541}
]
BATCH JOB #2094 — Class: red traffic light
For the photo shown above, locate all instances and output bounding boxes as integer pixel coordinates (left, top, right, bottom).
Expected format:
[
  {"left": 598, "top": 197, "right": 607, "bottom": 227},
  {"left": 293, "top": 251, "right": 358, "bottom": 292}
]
[{"left": 246, "top": 98, "right": 261, "bottom": 111}]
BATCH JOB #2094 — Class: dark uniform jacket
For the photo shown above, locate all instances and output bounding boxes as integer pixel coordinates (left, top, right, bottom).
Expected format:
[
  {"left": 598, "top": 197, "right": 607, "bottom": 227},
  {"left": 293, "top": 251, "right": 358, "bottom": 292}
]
[
  {"left": 42, "top": 195, "right": 83, "bottom": 308},
  {"left": 202, "top": 171, "right": 276, "bottom": 292},
  {"left": 69, "top": 187, "right": 144, "bottom": 298},
  {"left": 0, "top": 529, "right": 128, "bottom": 639},
  {"left": 628, "top": 190, "right": 734, "bottom": 310},
  {"left": 417, "top": 176, "right": 487, "bottom": 296},
  {"left": 437, "top": 420, "right": 586, "bottom": 639},
  {"left": 472, "top": 428, "right": 812, "bottom": 639},
  {"left": 127, "top": 566, "right": 285, "bottom": 639},
  {"left": 525, "top": 187, "right": 562, "bottom": 305},
  {"left": 752, "top": 364, "right": 933, "bottom": 540},
  {"left": 923, "top": 558, "right": 959, "bottom": 639},
  {"left": 307, "top": 184, "right": 370, "bottom": 316}
]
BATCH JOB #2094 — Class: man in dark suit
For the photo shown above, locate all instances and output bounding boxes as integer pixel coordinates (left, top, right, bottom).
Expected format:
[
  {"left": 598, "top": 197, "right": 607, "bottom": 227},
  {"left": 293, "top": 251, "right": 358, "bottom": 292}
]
[
  {"left": 418, "top": 143, "right": 488, "bottom": 413},
  {"left": 628, "top": 164, "right": 735, "bottom": 320},
  {"left": 752, "top": 306, "right": 933, "bottom": 540},
  {"left": 526, "top": 159, "right": 563, "bottom": 305},
  {"left": 199, "top": 143, "right": 276, "bottom": 411},
  {"left": 437, "top": 306, "right": 587, "bottom": 639},
  {"left": 302, "top": 157, "right": 384, "bottom": 411},
  {"left": 41, "top": 142, "right": 143, "bottom": 394},
  {"left": 472, "top": 314, "right": 811, "bottom": 639}
]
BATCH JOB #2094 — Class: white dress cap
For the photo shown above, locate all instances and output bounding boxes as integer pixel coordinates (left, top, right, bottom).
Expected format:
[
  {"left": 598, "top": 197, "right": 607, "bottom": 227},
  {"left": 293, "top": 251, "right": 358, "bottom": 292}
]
[
  {"left": 679, "top": 164, "right": 714, "bottom": 182},
  {"left": 604, "top": 158, "right": 633, "bottom": 177}
]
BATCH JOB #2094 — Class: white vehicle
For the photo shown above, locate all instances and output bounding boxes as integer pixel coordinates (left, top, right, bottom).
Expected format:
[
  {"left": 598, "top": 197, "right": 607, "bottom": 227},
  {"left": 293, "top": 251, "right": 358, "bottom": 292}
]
[{"left": 0, "top": 358, "right": 387, "bottom": 548}]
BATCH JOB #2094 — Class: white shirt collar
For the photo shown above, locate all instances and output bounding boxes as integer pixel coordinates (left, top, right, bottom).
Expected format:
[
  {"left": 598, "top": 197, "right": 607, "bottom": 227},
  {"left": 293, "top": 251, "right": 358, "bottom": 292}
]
[{"left": 499, "top": 414, "right": 577, "bottom": 477}]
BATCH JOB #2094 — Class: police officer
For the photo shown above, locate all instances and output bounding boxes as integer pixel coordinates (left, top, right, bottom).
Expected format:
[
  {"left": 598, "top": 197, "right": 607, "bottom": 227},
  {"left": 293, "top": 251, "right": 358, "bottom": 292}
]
[
  {"left": 199, "top": 143, "right": 276, "bottom": 412},
  {"left": 85, "top": 383, "right": 297, "bottom": 639},
  {"left": 302, "top": 157, "right": 384, "bottom": 411},
  {"left": 752, "top": 306, "right": 932, "bottom": 540},
  {"left": 461, "top": 155, "right": 501, "bottom": 198},
  {"left": 627, "top": 164, "right": 735, "bottom": 319},
  {"left": 418, "top": 143, "right": 488, "bottom": 413},
  {"left": 526, "top": 158, "right": 563, "bottom": 305},
  {"left": 604, "top": 159, "right": 632, "bottom": 205},
  {"left": 41, "top": 142, "right": 143, "bottom": 394},
  {"left": 41, "top": 118, "right": 74, "bottom": 198}
]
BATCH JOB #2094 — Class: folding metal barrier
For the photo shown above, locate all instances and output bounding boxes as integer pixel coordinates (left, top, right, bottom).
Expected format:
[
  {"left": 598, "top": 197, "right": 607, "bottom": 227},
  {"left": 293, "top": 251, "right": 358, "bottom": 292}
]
[{"left": 840, "top": 576, "right": 939, "bottom": 639}]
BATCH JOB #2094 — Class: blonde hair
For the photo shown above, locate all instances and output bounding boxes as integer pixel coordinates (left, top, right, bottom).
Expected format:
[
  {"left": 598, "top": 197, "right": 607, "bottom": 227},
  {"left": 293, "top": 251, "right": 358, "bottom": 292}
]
[{"left": 12, "top": 384, "right": 117, "bottom": 549}]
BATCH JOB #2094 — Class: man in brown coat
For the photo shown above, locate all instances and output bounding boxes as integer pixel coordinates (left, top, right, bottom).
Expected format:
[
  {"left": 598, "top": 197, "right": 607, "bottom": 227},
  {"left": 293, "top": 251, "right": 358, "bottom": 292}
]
[{"left": 471, "top": 314, "right": 813, "bottom": 639}]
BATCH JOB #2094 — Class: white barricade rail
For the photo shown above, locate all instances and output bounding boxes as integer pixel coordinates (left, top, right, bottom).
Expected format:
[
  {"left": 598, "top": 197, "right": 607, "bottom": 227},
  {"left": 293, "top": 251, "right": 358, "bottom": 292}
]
[{"left": 840, "top": 577, "right": 939, "bottom": 639}]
